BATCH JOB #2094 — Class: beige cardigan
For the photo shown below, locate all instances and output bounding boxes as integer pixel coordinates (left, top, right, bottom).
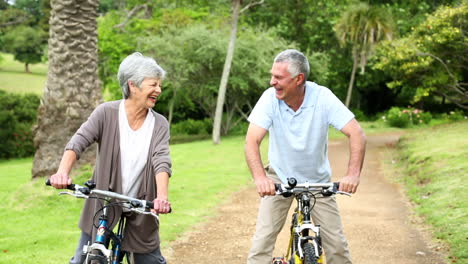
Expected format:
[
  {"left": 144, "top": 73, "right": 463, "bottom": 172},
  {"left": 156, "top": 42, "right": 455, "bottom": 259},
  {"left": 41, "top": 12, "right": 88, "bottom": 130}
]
[{"left": 65, "top": 100, "right": 172, "bottom": 253}]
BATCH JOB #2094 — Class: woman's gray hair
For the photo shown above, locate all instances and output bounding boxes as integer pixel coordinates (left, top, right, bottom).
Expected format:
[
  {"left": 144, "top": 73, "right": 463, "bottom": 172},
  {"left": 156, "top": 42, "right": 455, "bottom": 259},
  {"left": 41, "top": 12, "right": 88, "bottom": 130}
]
[
  {"left": 117, "top": 52, "right": 166, "bottom": 99},
  {"left": 274, "top": 49, "right": 309, "bottom": 83}
]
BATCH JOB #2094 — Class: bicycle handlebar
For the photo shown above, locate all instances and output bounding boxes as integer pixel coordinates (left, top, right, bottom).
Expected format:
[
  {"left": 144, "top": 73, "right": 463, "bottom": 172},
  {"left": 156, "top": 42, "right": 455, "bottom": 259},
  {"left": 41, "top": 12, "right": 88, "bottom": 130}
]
[
  {"left": 275, "top": 178, "right": 351, "bottom": 197},
  {"left": 45, "top": 179, "right": 170, "bottom": 212}
]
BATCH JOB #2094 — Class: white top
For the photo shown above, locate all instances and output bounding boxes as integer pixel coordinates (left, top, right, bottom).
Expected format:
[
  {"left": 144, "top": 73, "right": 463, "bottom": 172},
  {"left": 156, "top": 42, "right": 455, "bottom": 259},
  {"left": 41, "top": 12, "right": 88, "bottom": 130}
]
[
  {"left": 119, "top": 100, "right": 155, "bottom": 197},
  {"left": 248, "top": 81, "right": 354, "bottom": 184}
]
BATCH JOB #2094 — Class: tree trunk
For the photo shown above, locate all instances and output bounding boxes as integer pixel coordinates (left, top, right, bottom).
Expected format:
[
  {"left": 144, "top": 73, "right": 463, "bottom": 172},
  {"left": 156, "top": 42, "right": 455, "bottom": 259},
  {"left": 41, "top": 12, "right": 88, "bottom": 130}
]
[
  {"left": 212, "top": 0, "right": 241, "bottom": 145},
  {"left": 32, "top": 0, "right": 101, "bottom": 178},
  {"left": 25, "top": 63, "right": 30, "bottom": 73},
  {"left": 168, "top": 89, "right": 177, "bottom": 125},
  {"left": 345, "top": 54, "right": 359, "bottom": 107}
]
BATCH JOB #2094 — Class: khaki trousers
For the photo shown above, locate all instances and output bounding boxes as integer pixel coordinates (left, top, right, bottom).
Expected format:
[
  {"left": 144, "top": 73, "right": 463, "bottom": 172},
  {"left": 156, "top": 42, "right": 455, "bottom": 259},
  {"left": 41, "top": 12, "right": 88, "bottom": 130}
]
[{"left": 247, "top": 170, "right": 352, "bottom": 264}]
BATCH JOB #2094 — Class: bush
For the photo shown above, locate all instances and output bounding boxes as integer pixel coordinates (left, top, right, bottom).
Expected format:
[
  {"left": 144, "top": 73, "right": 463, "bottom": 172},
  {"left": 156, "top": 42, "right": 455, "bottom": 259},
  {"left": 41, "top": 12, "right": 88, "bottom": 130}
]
[
  {"left": 0, "top": 91, "right": 40, "bottom": 159},
  {"left": 170, "top": 118, "right": 212, "bottom": 135},
  {"left": 446, "top": 110, "right": 466, "bottom": 121},
  {"left": 384, "top": 106, "right": 432, "bottom": 128},
  {"left": 386, "top": 107, "right": 411, "bottom": 128},
  {"left": 351, "top": 108, "right": 368, "bottom": 122}
]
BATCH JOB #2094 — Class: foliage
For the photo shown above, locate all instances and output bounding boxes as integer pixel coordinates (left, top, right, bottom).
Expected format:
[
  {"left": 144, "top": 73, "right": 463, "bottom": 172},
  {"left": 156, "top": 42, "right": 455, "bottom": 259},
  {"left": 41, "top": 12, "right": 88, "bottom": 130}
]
[
  {"left": 383, "top": 106, "right": 432, "bottom": 128},
  {"left": 372, "top": 3, "right": 468, "bottom": 110},
  {"left": 135, "top": 24, "right": 296, "bottom": 131},
  {"left": 243, "top": 0, "right": 461, "bottom": 115},
  {"left": 0, "top": 8, "right": 33, "bottom": 34},
  {"left": 137, "top": 23, "right": 295, "bottom": 133},
  {"left": 335, "top": 2, "right": 395, "bottom": 74},
  {"left": 394, "top": 121, "right": 468, "bottom": 262},
  {"left": 13, "top": 0, "right": 43, "bottom": 24},
  {"left": 439, "top": 109, "right": 467, "bottom": 121},
  {"left": 243, "top": 0, "right": 353, "bottom": 97},
  {"left": 0, "top": 90, "right": 40, "bottom": 158},
  {"left": 170, "top": 118, "right": 212, "bottom": 135},
  {"left": 334, "top": 2, "right": 395, "bottom": 107},
  {"left": 97, "top": 7, "right": 216, "bottom": 102},
  {"left": 2, "top": 26, "right": 45, "bottom": 72}
]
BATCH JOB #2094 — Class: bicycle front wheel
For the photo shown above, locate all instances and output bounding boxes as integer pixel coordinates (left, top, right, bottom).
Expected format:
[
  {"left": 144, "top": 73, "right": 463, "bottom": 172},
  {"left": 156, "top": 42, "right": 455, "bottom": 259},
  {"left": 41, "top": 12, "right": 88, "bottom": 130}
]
[
  {"left": 85, "top": 249, "right": 108, "bottom": 264},
  {"left": 302, "top": 243, "right": 318, "bottom": 264}
]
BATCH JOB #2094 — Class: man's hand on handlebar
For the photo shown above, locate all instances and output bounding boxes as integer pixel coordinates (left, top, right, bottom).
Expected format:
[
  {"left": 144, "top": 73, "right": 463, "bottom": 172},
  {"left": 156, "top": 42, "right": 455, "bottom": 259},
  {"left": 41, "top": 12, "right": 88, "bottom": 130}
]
[
  {"left": 338, "top": 175, "right": 360, "bottom": 194},
  {"left": 254, "top": 175, "right": 276, "bottom": 197}
]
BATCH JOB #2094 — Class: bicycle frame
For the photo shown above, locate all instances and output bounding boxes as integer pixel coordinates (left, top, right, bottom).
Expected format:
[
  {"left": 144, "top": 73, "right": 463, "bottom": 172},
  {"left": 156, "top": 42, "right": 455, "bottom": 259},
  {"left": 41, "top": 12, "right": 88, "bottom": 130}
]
[
  {"left": 286, "top": 192, "right": 324, "bottom": 264},
  {"left": 47, "top": 180, "right": 159, "bottom": 264},
  {"left": 82, "top": 198, "right": 125, "bottom": 264},
  {"left": 274, "top": 179, "right": 349, "bottom": 264}
]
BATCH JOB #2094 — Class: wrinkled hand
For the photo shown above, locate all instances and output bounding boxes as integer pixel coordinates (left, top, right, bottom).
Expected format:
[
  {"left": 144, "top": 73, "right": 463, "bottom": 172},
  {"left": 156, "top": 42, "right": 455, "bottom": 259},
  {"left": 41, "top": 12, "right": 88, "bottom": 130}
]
[
  {"left": 49, "top": 172, "right": 72, "bottom": 189},
  {"left": 254, "top": 176, "right": 276, "bottom": 197},
  {"left": 339, "top": 175, "right": 360, "bottom": 194},
  {"left": 152, "top": 198, "right": 171, "bottom": 214}
]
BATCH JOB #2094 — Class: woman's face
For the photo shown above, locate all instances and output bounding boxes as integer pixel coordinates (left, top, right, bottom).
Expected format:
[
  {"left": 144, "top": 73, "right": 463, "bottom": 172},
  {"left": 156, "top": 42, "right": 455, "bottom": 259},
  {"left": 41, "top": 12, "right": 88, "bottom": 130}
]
[{"left": 130, "top": 77, "right": 162, "bottom": 109}]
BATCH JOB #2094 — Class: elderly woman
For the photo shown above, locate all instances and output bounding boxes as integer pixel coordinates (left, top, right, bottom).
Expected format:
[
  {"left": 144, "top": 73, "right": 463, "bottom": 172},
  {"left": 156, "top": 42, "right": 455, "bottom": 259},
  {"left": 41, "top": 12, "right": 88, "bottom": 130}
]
[{"left": 49, "top": 52, "right": 172, "bottom": 264}]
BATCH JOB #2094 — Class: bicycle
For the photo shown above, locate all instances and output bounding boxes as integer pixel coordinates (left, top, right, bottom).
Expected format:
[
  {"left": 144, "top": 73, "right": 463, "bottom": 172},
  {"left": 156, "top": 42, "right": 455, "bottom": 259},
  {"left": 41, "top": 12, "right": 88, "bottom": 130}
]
[
  {"left": 272, "top": 178, "right": 350, "bottom": 264},
  {"left": 46, "top": 179, "right": 165, "bottom": 264}
]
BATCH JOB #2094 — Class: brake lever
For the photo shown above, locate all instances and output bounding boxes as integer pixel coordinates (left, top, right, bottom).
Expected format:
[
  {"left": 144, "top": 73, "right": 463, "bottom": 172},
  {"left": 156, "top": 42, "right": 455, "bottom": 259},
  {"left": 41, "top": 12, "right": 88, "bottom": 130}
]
[
  {"left": 59, "top": 191, "right": 89, "bottom": 199},
  {"left": 336, "top": 191, "right": 352, "bottom": 197},
  {"left": 129, "top": 207, "right": 160, "bottom": 220}
]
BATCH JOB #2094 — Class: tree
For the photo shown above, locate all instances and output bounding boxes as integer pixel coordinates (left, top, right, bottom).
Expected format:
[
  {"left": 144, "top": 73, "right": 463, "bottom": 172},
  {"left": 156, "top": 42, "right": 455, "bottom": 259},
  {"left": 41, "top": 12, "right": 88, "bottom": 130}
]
[
  {"left": 138, "top": 23, "right": 292, "bottom": 133},
  {"left": 3, "top": 26, "right": 44, "bottom": 72},
  {"left": 212, "top": 0, "right": 264, "bottom": 144},
  {"left": 32, "top": 0, "right": 101, "bottom": 178},
  {"left": 334, "top": 2, "right": 394, "bottom": 107},
  {"left": 373, "top": 3, "right": 467, "bottom": 110}
]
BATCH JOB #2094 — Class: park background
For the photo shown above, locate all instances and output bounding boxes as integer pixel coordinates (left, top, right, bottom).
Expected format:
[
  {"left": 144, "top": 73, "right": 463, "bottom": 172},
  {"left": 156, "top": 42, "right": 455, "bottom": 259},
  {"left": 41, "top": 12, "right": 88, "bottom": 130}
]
[{"left": 0, "top": 0, "right": 466, "bottom": 263}]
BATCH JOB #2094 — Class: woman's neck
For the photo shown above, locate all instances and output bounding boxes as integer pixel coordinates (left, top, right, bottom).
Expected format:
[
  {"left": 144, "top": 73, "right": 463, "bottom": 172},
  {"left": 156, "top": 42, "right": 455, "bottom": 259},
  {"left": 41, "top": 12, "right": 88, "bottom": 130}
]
[{"left": 124, "top": 99, "right": 148, "bottom": 130}]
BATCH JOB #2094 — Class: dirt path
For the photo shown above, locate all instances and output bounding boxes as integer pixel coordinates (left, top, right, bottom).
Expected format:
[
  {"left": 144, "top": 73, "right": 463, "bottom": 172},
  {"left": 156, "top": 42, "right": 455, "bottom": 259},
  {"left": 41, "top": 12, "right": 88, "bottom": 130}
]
[{"left": 164, "top": 133, "right": 446, "bottom": 264}]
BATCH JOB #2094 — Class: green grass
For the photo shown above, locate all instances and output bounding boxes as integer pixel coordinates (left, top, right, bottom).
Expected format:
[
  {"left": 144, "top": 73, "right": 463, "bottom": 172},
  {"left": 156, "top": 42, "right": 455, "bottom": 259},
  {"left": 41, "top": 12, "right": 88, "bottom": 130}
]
[
  {"left": 388, "top": 121, "right": 467, "bottom": 263},
  {"left": 0, "top": 52, "right": 47, "bottom": 95},
  {"left": 0, "top": 135, "right": 267, "bottom": 264}
]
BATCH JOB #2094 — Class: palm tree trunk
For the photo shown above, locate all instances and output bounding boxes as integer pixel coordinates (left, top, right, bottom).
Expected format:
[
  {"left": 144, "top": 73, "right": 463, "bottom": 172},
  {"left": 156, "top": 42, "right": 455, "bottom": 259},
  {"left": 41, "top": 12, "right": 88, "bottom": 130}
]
[
  {"left": 345, "top": 55, "right": 358, "bottom": 107},
  {"left": 212, "top": 0, "right": 241, "bottom": 144},
  {"left": 32, "top": 0, "right": 101, "bottom": 178}
]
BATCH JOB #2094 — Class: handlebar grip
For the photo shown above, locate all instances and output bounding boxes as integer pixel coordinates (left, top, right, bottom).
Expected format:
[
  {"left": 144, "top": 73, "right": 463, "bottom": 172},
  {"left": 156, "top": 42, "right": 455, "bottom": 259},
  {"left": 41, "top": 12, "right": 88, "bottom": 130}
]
[
  {"left": 146, "top": 201, "right": 172, "bottom": 213},
  {"left": 333, "top": 182, "right": 340, "bottom": 191},
  {"left": 45, "top": 178, "right": 75, "bottom": 190},
  {"left": 274, "top": 183, "right": 281, "bottom": 191},
  {"left": 146, "top": 200, "right": 154, "bottom": 209}
]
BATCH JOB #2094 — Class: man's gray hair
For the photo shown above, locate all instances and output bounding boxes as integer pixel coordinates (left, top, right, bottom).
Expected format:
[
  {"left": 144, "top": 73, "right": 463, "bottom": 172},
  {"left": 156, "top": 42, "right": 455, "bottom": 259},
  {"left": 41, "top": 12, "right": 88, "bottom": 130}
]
[
  {"left": 117, "top": 52, "right": 166, "bottom": 99},
  {"left": 274, "top": 49, "right": 309, "bottom": 83}
]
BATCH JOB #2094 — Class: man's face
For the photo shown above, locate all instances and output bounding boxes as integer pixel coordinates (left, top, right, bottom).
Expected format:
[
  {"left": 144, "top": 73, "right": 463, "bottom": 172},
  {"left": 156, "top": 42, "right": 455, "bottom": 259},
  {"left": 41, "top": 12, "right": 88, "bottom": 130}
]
[{"left": 270, "top": 62, "right": 301, "bottom": 102}]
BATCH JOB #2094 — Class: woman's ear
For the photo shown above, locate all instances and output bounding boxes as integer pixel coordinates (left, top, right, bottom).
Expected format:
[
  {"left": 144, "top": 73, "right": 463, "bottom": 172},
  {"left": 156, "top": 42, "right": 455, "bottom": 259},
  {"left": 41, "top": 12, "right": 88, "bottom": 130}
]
[{"left": 128, "top": 81, "right": 136, "bottom": 93}]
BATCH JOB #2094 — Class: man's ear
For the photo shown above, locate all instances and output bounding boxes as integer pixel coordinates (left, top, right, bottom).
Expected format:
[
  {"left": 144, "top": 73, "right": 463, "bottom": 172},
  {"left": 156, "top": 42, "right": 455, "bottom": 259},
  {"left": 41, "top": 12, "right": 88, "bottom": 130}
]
[{"left": 296, "top": 73, "right": 305, "bottom": 86}]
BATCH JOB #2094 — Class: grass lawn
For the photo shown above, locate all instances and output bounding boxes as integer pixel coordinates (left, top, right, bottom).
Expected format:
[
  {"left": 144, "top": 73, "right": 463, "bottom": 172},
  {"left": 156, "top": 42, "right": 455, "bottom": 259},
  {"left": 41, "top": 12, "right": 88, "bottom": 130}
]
[
  {"left": 0, "top": 52, "right": 47, "bottom": 95},
  {"left": 385, "top": 121, "right": 467, "bottom": 263}
]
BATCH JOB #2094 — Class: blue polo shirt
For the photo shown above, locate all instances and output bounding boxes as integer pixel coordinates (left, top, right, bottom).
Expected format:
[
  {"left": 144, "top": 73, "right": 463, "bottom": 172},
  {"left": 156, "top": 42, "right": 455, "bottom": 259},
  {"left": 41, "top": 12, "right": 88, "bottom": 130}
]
[{"left": 248, "top": 81, "right": 354, "bottom": 184}]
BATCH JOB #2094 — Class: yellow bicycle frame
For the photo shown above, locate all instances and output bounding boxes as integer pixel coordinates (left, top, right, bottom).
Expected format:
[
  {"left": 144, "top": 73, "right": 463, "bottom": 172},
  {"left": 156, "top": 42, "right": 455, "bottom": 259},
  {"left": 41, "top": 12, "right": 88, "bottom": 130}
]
[{"left": 285, "top": 209, "right": 325, "bottom": 264}]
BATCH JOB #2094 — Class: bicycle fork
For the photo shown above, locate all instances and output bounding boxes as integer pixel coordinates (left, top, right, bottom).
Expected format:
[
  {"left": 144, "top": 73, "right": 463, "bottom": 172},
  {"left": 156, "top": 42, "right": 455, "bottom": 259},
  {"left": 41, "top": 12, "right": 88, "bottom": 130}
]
[{"left": 83, "top": 206, "right": 113, "bottom": 263}]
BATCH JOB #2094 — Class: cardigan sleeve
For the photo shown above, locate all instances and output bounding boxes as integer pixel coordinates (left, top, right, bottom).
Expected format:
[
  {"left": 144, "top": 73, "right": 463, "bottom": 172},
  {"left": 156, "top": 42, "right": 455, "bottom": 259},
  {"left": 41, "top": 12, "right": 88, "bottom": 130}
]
[
  {"left": 151, "top": 114, "right": 172, "bottom": 177},
  {"left": 65, "top": 104, "right": 105, "bottom": 160}
]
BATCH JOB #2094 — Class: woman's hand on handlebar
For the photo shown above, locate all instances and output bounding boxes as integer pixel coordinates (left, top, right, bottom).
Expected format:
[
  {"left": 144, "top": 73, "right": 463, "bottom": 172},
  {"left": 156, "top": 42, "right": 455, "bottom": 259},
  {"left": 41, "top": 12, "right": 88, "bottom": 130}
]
[
  {"left": 152, "top": 198, "right": 171, "bottom": 214},
  {"left": 49, "top": 172, "right": 72, "bottom": 189}
]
